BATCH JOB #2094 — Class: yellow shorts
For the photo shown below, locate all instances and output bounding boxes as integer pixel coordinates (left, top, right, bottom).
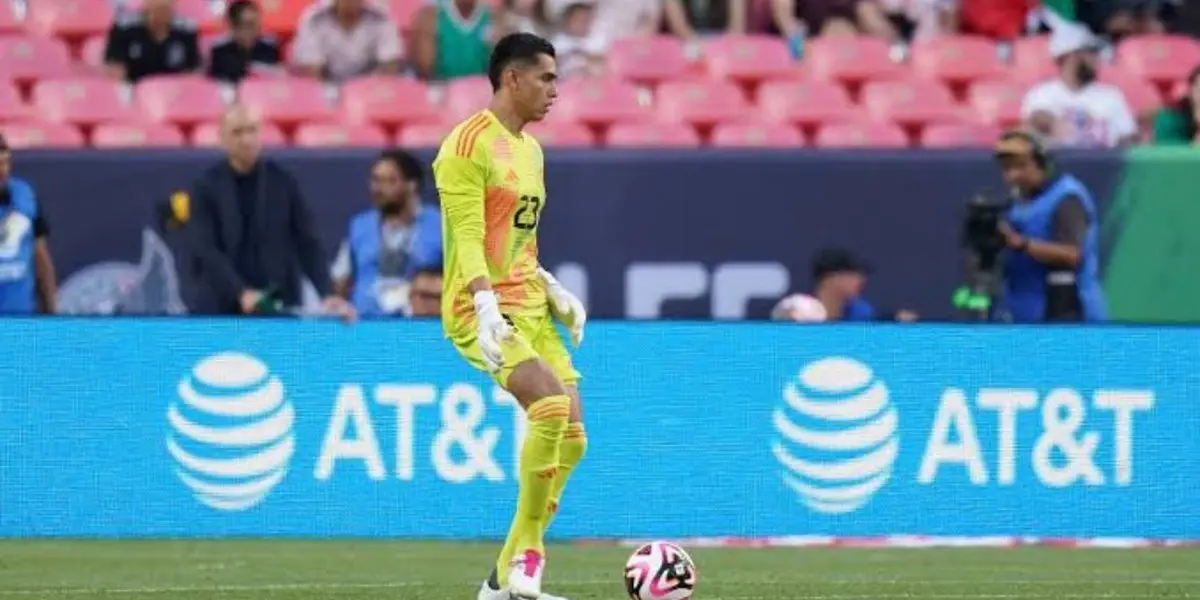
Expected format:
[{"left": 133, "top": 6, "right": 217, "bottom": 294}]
[{"left": 448, "top": 311, "right": 581, "bottom": 389}]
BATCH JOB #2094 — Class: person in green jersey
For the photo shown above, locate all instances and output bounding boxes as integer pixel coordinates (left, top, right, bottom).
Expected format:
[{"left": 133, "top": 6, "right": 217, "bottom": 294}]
[{"left": 412, "top": 0, "right": 494, "bottom": 80}]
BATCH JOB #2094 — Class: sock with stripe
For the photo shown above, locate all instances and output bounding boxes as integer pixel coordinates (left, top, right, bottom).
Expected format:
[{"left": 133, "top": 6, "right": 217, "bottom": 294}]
[
  {"left": 494, "top": 394, "right": 570, "bottom": 586},
  {"left": 540, "top": 422, "right": 588, "bottom": 533}
]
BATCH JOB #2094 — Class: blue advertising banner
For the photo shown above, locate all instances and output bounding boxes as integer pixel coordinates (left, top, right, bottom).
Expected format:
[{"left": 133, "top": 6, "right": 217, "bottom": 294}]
[
  {"left": 17, "top": 149, "right": 1126, "bottom": 320},
  {"left": 1, "top": 320, "right": 1195, "bottom": 539}
]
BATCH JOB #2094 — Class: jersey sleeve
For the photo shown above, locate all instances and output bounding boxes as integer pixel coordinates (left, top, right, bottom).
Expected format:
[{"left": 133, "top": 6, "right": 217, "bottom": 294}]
[{"left": 435, "top": 134, "right": 491, "bottom": 285}]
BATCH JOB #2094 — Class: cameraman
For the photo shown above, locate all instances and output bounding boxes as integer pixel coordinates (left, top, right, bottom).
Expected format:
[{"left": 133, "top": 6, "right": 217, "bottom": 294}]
[{"left": 993, "top": 130, "right": 1106, "bottom": 322}]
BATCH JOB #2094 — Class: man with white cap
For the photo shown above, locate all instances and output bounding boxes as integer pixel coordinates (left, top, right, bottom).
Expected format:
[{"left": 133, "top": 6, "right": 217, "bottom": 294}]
[{"left": 1020, "top": 22, "right": 1137, "bottom": 148}]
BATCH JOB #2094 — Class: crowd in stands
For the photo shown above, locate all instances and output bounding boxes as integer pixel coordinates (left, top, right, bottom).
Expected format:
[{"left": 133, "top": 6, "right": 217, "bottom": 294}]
[{"left": 0, "top": 0, "right": 1198, "bottom": 148}]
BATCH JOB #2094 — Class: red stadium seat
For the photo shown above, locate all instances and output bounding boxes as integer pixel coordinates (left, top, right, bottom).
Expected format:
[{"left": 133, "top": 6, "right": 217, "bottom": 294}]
[
  {"left": 79, "top": 34, "right": 107, "bottom": 70},
  {"left": 191, "top": 120, "right": 287, "bottom": 147},
  {"left": 1116, "top": 35, "right": 1200, "bottom": 85},
  {"left": 0, "top": 121, "right": 86, "bottom": 148},
  {"left": 1099, "top": 69, "right": 1164, "bottom": 116},
  {"left": 395, "top": 121, "right": 455, "bottom": 148},
  {"left": 709, "top": 121, "right": 803, "bottom": 147},
  {"left": 0, "top": 82, "right": 30, "bottom": 122},
  {"left": 860, "top": 79, "right": 961, "bottom": 127},
  {"left": 526, "top": 121, "right": 596, "bottom": 147},
  {"left": 1011, "top": 36, "right": 1055, "bottom": 83},
  {"left": 920, "top": 122, "right": 1002, "bottom": 148},
  {"left": 340, "top": 76, "right": 441, "bottom": 127},
  {"left": 0, "top": 2, "right": 24, "bottom": 34},
  {"left": 756, "top": 80, "right": 859, "bottom": 127},
  {"left": 607, "top": 36, "right": 691, "bottom": 84},
  {"left": 92, "top": 121, "right": 186, "bottom": 147},
  {"left": 385, "top": 0, "right": 426, "bottom": 30},
  {"left": 654, "top": 80, "right": 748, "bottom": 126},
  {"left": 605, "top": 122, "right": 700, "bottom": 148},
  {"left": 703, "top": 35, "right": 796, "bottom": 84},
  {"left": 293, "top": 122, "right": 389, "bottom": 147},
  {"left": 910, "top": 35, "right": 1006, "bottom": 84},
  {"left": 551, "top": 77, "right": 650, "bottom": 126},
  {"left": 443, "top": 75, "right": 492, "bottom": 122},
  {"left": 813, "top": 121, "right": 908, "bottom": 148},
  {"left": 136, "top": 75, "right": 227, "bottom": 125},
  {"left": 27, "top": 0, "right": 112, "bottom": 40},
  {"left": 238, "top": 77, "right": 336, "bottom": 126},
  {"left": 0, "top": 34, "right": 76, "bottom": 86},
  {"left": 33, "top": 77, "right": 140, "bottom": 126},
  {"left": 805, "top": 36, "right": 902, "bottom": 83},
  {"left": 967, "top": 78, "right": 1026, "bottom": 126}
]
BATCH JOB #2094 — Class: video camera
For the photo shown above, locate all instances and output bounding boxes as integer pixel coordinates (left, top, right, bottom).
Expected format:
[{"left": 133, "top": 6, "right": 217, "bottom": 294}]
[{"left": 955, "top": 192, "right": 1012, "bottom": 320}]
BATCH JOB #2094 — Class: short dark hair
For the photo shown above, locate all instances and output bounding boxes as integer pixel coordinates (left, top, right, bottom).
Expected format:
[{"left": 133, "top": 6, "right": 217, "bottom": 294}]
[
  {"left": 377, "top": 148, "right": 424, "bottom": 191},
  {"left": 413, "top": 264, "right": 443, "bottom": 279},
  {"left": 226, "top": 0, "right": 258, "bottom": 25},
  {"left": 487, "top": 32, "right": 556, "bottom": 92}
]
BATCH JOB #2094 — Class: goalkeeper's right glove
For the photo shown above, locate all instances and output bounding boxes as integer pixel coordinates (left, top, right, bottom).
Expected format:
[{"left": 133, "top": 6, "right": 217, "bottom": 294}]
[{"left": 474, "top": 290, "right": 513, "bottom": 372}]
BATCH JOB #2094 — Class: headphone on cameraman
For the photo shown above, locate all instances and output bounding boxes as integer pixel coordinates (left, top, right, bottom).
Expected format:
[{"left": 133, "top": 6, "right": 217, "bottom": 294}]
[{"left": 995, "top": 129, "right": 1055, "bottom": 175}]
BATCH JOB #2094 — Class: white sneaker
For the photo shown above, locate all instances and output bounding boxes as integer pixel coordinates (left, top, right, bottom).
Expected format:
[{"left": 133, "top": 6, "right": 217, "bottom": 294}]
[
  {"left": 538, "top": 593, "right": 570, "bottom": 600},
  {"left": 507, "top": 549, "right": 545, "bottom": 600},
  {"left": 476, "top": 579, "right": 509, "bottom": 600}
]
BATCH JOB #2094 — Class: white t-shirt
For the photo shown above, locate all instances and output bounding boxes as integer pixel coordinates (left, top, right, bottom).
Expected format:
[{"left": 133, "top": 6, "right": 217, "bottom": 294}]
[
  {"left": 592, "top": 0, "right": 662, "bottom": 46},
  {"left": 551, "top": 32, "right": 606, "bottom": 78},
  {"left": 1020, "top": 79, "right": 1137, "bottom": 148}
]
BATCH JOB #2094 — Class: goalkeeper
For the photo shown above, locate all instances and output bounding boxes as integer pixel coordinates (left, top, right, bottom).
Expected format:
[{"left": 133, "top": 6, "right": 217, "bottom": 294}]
[{"left": 432, "top": 32, "right": 587, "bottom": 600}]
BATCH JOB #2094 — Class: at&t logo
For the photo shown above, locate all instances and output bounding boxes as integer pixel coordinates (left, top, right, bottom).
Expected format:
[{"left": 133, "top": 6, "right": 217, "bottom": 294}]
[
  {"left": 166, "top": 352, "right": 295, "bottom": 511},
  {"left": 771, "top": 357, "right": 899, "bottom": 514}
]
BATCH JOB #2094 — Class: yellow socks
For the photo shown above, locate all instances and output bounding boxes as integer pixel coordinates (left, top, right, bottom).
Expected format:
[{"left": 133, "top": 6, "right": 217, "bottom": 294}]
[
  {"left": 541, "top": 422, "right": 588, "bottom": 532},
  {"left": 495, "top": 395, "right": 570, "bottom": 586}
]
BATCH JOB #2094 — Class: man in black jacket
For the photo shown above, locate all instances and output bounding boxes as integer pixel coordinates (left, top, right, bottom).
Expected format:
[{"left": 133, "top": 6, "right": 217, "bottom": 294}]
[{"left": 186, "top": 104, "right": 355, "bottom": 318}]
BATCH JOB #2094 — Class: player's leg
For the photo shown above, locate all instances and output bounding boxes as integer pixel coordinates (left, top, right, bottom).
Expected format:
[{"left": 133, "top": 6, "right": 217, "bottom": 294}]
[{"left": 534, "top": 321, "right": 587, "bottom": 534}]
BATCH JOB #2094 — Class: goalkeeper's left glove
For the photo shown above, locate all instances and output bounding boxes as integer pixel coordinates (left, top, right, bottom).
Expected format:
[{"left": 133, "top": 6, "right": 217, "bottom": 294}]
[{"left": 538, "top": 267, "right": 586, "bottom": 347}]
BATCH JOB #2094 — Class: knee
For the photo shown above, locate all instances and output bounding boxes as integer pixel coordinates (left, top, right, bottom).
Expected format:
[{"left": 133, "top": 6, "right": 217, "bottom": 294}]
[
  {"left": 563, "top": 422, "right": 588, "bottom": 462},
  {"left": 528, "top": 396, "right": 571, "bottom": 439}
]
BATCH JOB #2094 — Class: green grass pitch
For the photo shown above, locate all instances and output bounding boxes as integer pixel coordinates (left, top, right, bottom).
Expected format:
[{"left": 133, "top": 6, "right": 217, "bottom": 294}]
[{"left": 0, "top": 541, "right": 1196, "bottom": 599}]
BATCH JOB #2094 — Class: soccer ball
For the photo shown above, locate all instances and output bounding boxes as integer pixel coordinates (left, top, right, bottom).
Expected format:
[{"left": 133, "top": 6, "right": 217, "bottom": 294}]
[
  {"left": 624, "top": 541, "right": 697, "bottom": 600},
  {"left": 772, "top": 293, "right": 828, "bottom": 322}
]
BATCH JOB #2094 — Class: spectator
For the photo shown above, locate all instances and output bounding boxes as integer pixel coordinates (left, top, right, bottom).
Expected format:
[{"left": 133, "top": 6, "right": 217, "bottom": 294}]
[
  {"left": 0, "top": 134, "right": 56, "bottom": 314},
  {"left": 1078, "top": 0, "right": 1169, "bottom": 41},
  {"left": 664, "top": 0, "right": 748, "bottom": 40},
  {"left": 332, "top": 149, "right": 442, "bottom": 317},
  {"left": 766, "top": 0, "right": 900, "bottom": 49},
  {"left": 773, "top": 248, "right": 917, "bottom": 322},
  {"left": 411, "top": 0, "right": 496, "bottom": 80},
  {"left": 208, "top": 0, "right": 282, "bottom": 84},
  {"left": 548, "top": 0, "right": 606, "bottom": 78},
  {"left": 1153, "top": 65, "right": 1200, "bottom": 144},
  {"left": 185, "top": 104, "right": 355, "bottom": 319},
  {"left": 408, "top": 266, "right": 443, "bottom": 318},
  {"left": 1021, "top": 24, "right": 1137, "bottom": 148},
  {"left": 292, "top": 0, "right": 403, "bottom": 82},
  {"left": 959, "top": 0, "right": 1037, "bottom": 40},
  {"left": 881, "top": 0, "right": 959, "bottom": 41},
  {"left": 593, "top": 0, "right": 663, "bottom": 41},
  {"left": 104, "top": 0, "right": 202, "bottom": 83},
  {"left": 497, "top": 0, "right": 552, "bottom": 37}
]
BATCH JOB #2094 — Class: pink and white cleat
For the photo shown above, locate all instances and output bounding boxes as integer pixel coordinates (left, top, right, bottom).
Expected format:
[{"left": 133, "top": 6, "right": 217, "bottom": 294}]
[{"left": 507, "top": 549, "right": 545, "bottom": 599}]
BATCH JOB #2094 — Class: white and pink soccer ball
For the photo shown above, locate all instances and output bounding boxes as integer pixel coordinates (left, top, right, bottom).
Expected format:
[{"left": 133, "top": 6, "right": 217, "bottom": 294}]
[
  {"left": 624, "top": 541, "right": 697, "bottom": 600},
  {"left": 772, "top": 293, "right": 828, "bottom": 322}
]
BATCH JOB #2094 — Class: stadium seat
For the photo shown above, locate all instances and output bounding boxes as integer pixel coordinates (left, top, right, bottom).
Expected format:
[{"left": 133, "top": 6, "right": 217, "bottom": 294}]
[
  {"left": 0, "top": 34, "right": 76, "bottom": 86},
  {"left": 256, "top": 0, "right": 310, "bottom": 36},
  {"left": 551, "top": 78, "right": 651, "bottom": 126},
  {"left": 804, "top": 36, "right": 903, "bottom": 83},
  {"left": 909, "top": 35, "right": 1007, "bottom": 84},
  {"left": 1099, "top": 69, "right": 1164, "bottom": 116},
  {"left": 813, "top": 121, "right": 908, "bottom": 148},
  {"left": 33, "top": 77, "right": 140, "bottom": 126},
  {"left": 340, "top": 76, "right": 441, "bottom": 127},
  {"left": 859, "top": 79, "right": 962, "bottom": 127},
  {"left": 395, "top": 122, "right": 454, "bottom": 148},
  {"left": 0, "top": 2, "right": 24, "bottom": 34},
  {"left": 703, "top": 35, "right": 796, "bottom": 84},
  {"left": 967, "top": 78, "right": 1025, "bottom": 126},
  {"left": 605, "top": 122, "right": 700, "bottom": 148},
  {"left": 756, "top": 80, "right": 860, "bottom": 127},
  {"left": 136, "top": 75, "right": 227, "bottom": 125},
  {"left": 1011, "top": 36, "right": 1055, "bottom": 83},
  {"left": 525, "top": 121, "right": 596, "bottom": 147},
  {"left": 709, "top": 121, "right": 803, "bottom": 147},
  {"left": 443, "top": 75, "right": 492, "bottom": 122},
  {"left": 293, "top": 122, "right": 389, "bottom": 147},
  {"left": 91, "top": 121, "right": 186, "bottom": 147},
  {"left": 191, "top": 120, "right": 287, "bottom": 147},
  {"left": 654, "top": 80, "right": 748, "bottom": 126},
  {"left": 0, "top": 82, "right": 30, "bottom": 122},
  {"left": 0, "top": 121, "right": 86, "bottom": 148},
  {"left": 79, "top": 34, "right": 107, "bottom": 70},
  {"left": 27, "top": 0, "right": 112, "bottom": 40},
  {"left": 607, "top": 36, "right": 691, "bottom": 84},
  {"left": 385, "top": 0, "right": 426, "bottom": 30},
  {"left": 1116, "top": 35, "right": 1200, "bottom": 86},
  {"left": 920, "top": 122, "right": 1002, "bottom": 148},
  {"left": 238, "top": 77, "right": 336, "bottom": 126}
]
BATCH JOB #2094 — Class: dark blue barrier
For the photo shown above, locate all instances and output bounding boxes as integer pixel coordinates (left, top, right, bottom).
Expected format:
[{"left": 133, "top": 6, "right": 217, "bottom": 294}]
[
  {"left": 0, "top": 319, "right": 1194, "bottom": 539},
  {"left": 21, "top": 149, "right": 1125, "bottom": 320}
]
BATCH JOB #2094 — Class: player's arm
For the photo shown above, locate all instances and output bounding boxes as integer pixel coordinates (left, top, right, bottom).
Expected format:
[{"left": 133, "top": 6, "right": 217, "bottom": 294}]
[{"left": 435, "top": 149, "right": 491, "bottom": 294}]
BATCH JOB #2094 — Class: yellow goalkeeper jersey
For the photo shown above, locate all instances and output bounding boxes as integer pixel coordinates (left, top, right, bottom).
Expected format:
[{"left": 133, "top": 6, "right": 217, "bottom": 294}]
[{"left": 433, "top": 109, "right": 549, "bottom": 333}]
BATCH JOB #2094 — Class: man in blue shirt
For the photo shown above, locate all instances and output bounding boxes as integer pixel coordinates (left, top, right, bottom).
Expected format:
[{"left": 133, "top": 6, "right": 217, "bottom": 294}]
[
  {"left": 0, "top": 135, "right": 57, "bottom": 314},
  {"left": 332, "top": 149, "right": 442, "bottom": 317},
  {"left": 772, "top": 248, "right": 917, "bottom": 322}
]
